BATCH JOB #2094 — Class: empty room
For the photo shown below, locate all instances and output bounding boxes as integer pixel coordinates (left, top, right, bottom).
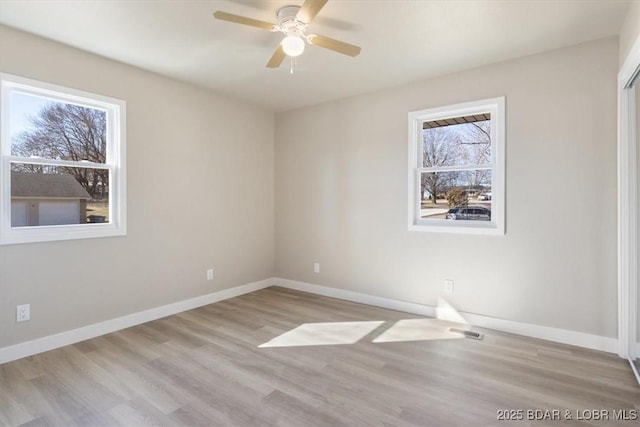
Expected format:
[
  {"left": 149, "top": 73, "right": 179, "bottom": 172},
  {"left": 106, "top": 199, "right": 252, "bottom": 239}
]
[{"left": 1, "top": 0, "right": 640, "bottom": 425}]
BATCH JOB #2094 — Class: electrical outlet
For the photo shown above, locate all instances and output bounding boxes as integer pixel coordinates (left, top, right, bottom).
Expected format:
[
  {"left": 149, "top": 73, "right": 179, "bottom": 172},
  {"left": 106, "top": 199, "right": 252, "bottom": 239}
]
[
  {"left": 206, "top": 268, "right": 214, "bottom": 280},
  {"left": 16, "top": 304, "right": 30, "bottom": 322},
  {"left": 444, "top": 280, "right": 454, "bottom": 294},
  {"left": 313, "top": 262, "right": 320, "bottom": 273}
]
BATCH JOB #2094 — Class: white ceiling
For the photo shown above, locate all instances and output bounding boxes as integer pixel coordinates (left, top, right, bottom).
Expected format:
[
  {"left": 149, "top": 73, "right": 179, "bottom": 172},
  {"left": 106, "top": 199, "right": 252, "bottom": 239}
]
[{"left": 0, "top": 0, "right": 632, "bottom": 112}]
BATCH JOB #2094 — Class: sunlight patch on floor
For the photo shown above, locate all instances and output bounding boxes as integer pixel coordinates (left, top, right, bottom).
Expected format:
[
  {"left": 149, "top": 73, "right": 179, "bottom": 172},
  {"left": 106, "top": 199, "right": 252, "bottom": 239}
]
[
  {"left": 259, "top": 299, "right": 475, "bottom": 348},
  {"left": 436, "top": 297, "right": 468, "bottom": 324},
  {"left": 258, "top": 321, "right": 384, "bottom": 348},
  {"left": 371, "top": 318, "right": 468, "bottom": 343}
]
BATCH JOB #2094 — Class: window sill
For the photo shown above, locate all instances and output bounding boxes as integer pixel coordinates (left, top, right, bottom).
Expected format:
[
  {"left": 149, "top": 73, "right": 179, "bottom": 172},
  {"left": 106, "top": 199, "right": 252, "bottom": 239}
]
[
  {"left": 0, "top": 222, "right": 126, "bottom": 245},
  {"left": 409, "top": 220, "right": 504, "bottom": 235}
]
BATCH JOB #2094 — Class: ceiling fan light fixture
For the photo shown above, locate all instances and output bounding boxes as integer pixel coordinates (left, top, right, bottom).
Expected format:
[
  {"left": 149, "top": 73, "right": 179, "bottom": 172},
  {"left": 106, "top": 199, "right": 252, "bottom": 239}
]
[{"left": 281, "top": 35, "right": 305, "bottom": 57}]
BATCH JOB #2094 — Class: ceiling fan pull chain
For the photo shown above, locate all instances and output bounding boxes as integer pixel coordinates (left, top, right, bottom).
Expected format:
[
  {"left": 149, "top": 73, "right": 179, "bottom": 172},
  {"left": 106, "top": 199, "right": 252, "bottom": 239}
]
[{"left": 290, "top": 57, "right": 294, "bottom": 75}]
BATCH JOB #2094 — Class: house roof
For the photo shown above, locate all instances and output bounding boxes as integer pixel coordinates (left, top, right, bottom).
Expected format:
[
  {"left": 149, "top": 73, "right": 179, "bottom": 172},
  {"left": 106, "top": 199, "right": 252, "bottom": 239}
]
[
  {"left": 423, "top": 113, "right": 491, "bottom": 130},
  {"left": 11, "top": 171, "right": 91, "bottom": 200}
]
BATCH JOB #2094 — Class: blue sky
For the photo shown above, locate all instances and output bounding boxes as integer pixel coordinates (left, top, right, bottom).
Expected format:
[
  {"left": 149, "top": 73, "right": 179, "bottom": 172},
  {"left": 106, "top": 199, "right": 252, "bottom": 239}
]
[{"left": 10, "top": 92, "right": 55, "bottom": 144}]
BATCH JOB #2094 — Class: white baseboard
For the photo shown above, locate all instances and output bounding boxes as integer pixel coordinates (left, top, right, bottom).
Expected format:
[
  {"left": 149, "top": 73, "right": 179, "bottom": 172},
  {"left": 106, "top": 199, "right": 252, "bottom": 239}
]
[
  {"left": 276, "top": 278, "right": 436, "bottom": 317},
  {"left": 274, "top": 278, "right": 618, "bottom": 354},
  {"left": 0, "top": 278, "right": 274, "bottom": 364},
  {"left": 0, "top": 276, "right": 621, "bottom": 364}
]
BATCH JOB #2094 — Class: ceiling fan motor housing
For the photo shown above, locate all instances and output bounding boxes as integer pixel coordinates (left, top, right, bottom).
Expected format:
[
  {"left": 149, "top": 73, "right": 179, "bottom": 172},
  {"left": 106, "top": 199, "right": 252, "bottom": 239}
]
[{"left": 277, "top": 5, "right": 302, "bottom": 26}]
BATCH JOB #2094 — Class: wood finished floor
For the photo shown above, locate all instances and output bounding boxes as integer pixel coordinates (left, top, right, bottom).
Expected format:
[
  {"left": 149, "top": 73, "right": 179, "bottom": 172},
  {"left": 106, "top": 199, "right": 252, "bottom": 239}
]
[{"left": 1, "top": 286, "right": 639, "bottom": 427}]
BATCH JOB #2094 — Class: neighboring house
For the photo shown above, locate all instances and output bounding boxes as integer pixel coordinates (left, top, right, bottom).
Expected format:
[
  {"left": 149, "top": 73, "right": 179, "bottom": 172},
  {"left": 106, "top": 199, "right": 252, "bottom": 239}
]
[{"left": 10, "top": 171, "right": 91, "bottom": 227}]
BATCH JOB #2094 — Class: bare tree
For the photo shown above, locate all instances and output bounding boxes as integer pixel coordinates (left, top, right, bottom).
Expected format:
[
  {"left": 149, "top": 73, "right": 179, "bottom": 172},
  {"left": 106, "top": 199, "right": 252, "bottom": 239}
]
[
  {"left": 421, "top": 127, "right": 455, "bottom": 204},
  {"left": 460, "top": 121, "right": 491, "bottom": 190},
  {"left": 421, "top": 120, "right": 492, "bottom": 204},
  {"left": 13, "top": 103, "right": 107, "bottom": 199}
]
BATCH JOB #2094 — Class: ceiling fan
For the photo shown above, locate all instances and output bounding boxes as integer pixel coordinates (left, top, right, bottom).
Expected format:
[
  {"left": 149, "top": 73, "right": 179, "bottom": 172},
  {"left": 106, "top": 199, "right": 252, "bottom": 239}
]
[{"left": 213, "top": 0, "right": 361, "bottom": 69}]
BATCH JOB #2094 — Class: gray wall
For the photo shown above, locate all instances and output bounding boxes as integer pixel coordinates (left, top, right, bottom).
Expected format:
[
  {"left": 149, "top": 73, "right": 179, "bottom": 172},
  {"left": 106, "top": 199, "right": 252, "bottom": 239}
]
[
  {"left": 0, "top": 26, "right": 624, "bottom": 350},
  {"left": 0, "top": 26, "right": 275, "bottom": 347},
  {"left": 275, "top": 38, "right": 619, "bottom": 338}
]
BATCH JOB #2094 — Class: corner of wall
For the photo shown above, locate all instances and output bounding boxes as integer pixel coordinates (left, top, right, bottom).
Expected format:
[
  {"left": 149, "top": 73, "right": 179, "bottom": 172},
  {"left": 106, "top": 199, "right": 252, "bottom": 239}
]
[{"left": 619, "top": 0, "right": 640, "bottom": 66}]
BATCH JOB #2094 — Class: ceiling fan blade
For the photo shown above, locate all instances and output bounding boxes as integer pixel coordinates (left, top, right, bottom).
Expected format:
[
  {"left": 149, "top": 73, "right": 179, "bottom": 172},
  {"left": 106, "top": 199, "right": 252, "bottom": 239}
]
[
  {"left": 266, "top": 45, "right": 286, "bottom": 68},
  {"left": 296, "top": 0, "right": 328, "bottom": 23},
  {"left": 213, "top": 11, "right": 277, "bottom": 31},
  {"left": 309, "top": 34, "right": 361, "bottom": 57}
]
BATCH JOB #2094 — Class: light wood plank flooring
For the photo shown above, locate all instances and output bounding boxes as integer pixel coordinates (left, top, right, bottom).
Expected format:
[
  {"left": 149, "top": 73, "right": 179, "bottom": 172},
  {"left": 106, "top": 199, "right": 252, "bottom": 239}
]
[{"left": 1, "top": 287, "right": 639, "bottom": 426}]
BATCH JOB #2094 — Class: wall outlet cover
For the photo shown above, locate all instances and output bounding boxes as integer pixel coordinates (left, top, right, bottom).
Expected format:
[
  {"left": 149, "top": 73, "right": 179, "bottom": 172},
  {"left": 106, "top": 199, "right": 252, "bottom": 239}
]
[
  {"left": 444, "top": 280, "right": 454, "bottom": 294},
  {"left": 16, "top": 304, "right": 30, "bottom": 322}
]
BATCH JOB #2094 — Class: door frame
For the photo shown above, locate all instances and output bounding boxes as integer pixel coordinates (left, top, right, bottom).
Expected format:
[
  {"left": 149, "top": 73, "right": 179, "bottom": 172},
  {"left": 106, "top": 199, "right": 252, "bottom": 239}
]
[{"left": 618, "top": 35, "right": 640, "bottom": 363}]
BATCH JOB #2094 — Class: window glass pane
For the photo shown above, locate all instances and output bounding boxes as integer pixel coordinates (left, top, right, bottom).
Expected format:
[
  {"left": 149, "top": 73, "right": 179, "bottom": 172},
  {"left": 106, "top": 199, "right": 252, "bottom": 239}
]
[
  {"left": 421, "top": 118, "right": 491, "bottom": 168},
  {"left": 10, "top": 92, "right": 107, "bottom": 163},
  {"left": 10, "top": 164, "right": 110, "bottom": 227},
  {"left": 420, "top": 170, "right": 492, "bottom": 221}
]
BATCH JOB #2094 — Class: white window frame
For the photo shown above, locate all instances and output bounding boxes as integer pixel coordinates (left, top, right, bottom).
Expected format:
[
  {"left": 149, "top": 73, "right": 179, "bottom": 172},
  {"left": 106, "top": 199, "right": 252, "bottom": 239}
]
[
  {"left": 0, "top": 73, "right": 126, "bottom": 245},
  {"left": 408, "top": 97, "right": 505, "bottom": 235}
]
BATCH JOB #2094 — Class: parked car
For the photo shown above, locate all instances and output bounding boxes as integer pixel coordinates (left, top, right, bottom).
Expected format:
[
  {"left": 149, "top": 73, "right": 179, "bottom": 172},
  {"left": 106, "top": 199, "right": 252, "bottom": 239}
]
[
  {"left": 478, "top": 192, "right": 492, "bottom": 201},
  {"left": 446, "top": 205, "right": 491, "bottom": 221}
]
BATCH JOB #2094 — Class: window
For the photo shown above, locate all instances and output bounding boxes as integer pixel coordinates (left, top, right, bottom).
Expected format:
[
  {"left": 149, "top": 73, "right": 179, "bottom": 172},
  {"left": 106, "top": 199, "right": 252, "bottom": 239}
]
[
  {"left": 1, "top": 73, "right": 126, "bottom": 244},
  {"left": 408, "top": 97, "right": 504, "bottom": 234}
]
